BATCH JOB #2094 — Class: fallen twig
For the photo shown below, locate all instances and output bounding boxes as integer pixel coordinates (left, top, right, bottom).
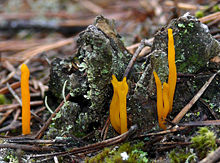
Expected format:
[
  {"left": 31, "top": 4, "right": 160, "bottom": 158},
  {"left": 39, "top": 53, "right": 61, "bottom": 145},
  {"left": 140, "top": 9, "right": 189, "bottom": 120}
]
[
  {"left": 0, "top": 143, "right": 55, "bottom": 151},
  {"left": 0, "top": 101, "right": 43, "bottom": 112},
  {"left": 124, "top": 39, "right": 152, "bottom": 77},
  {"left": 30, "top": 124, "right": 137, "bottom": 159},
  {"left": 172, "top": 71, "right": 219, "bottom": 124},
  {"left": 179, "top": 120, "right": 220, "bottom": 126},
  {"left": 199, "top": 146, "right": 220, "bottom": 163}
]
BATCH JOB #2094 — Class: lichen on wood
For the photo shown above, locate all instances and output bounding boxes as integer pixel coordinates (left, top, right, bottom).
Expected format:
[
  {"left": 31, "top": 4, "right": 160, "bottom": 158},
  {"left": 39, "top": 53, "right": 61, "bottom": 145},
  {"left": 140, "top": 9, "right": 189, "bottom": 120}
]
[
  {"left": 48, "top": 15, "right": 134, "bottom": 139},
  {"left": 152, "top": 13, "right": 220, "bottom": 74}
]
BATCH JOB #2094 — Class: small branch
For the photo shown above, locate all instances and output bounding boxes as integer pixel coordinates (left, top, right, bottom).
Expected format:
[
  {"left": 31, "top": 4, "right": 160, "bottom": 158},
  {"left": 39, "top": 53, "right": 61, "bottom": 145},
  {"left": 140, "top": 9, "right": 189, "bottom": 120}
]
[
  {"left": 0, "top": 143, "right": 55, "bottom": 152},
  {"left": 31, "top": 125, "right": 137, "bottom": 159},
  {"left": 123, "top": 39, "right": 151, "bottom": 78}
]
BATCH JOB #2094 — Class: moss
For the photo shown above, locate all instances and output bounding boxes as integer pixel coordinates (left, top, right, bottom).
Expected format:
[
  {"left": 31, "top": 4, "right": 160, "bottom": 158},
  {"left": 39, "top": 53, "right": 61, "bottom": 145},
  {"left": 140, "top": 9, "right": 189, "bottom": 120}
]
[
  {"left": 191, "top": 127, "right": 217, "bottom": 159},
  {"left": 86, "top": 147, "right": 111, "bottom": 163},
  {"left": 195, "top": 11, "right": 204, "bottom": 18},
  {"left": 213, "top": 5, "right": 220, "bottom": 12},
  {"left": 0, "top": 94, "right": 10, "bottom": 104},
  {"left": 87, "top": 141, "right": 148, "bottom": 163},
  {"left": 169, "top": 127, "right": 217, "bottom": 163},
  {"left": 169, "top": 149, "right": 196, "bottom": 163}
]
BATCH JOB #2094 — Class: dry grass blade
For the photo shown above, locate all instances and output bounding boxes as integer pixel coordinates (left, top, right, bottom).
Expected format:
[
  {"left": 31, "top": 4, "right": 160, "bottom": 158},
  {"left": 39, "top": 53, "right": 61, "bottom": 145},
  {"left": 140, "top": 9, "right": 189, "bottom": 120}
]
[
  {"left": 0, "top": 81, "right": 20, "bottom": 94},
  {"left": 164, "top": 0, "right": 206, "bottom": 10},
  {"left": 6, "top": 83, "right": 22, "bottom": 105},
  {"left": 0, "top": 109, "right": 15, "bottom": 126},
  {"left": 0, "top": 101, "right": 43, "bottom": 112},
  {"left": 0, "top": 40, "right": 43, "bottom": 52},
  {"left": 0, "top": 71, "right": 16, "bottom": 84},
  {"left": 199, "top": 12, "right": 220, "bottom": 23},
  {"left": 61, "top": 19, "right": 93, "bottom": 27},
  {"left": 0, "top": 109, "right": 21, "bottom": 133},
  {"left": 78, "top": 0, "right": 104, "bottom": 14},
  {"left": 12, "top": 37, "right": 74, "bottom": 62}
]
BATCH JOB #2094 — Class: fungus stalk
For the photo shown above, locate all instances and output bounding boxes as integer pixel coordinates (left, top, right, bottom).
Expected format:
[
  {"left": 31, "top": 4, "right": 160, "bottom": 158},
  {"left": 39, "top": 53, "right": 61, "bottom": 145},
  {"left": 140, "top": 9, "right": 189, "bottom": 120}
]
[
  {"left": 153, "top": 72, "right": 164, "bottom": 129},
  {"left": 110, "top": 75, "right": 128, "bottom": 134},
  {"left": 21, "top": 64, "right": 31, "bottom": 135},
  {"left": 162, "top": 82, "right": 169, "bottom": 126}
]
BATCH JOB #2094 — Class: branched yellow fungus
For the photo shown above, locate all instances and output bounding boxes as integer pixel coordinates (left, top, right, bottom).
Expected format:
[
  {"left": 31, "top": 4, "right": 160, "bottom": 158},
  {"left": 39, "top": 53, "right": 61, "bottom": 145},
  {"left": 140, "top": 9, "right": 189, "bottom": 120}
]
[
  {"left": 153, "top": 28, "right": 177, "bottom": 130},
  {"left": 153, "top": 72, "right": 170, "bottom": 130},
  {"left": 110, "top": 75, "right": 128, "bottom": 134},
  {"left": 21, "top": 64, "right": 31, "bottom": 135},
  {"left": 168, "top": 28, "right": 177, "bottom": 113}
]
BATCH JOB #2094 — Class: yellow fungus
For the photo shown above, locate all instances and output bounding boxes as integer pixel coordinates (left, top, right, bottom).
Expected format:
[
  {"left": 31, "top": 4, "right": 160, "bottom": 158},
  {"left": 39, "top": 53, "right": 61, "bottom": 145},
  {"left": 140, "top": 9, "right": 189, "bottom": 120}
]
[
  {"left": 110, "top": 75, "right": 128, "bottom": 134},
  {"left": 153, "top": 28, "right": 177, "bottom": 130},
  {"left": 168, "top": 28, "right": 177, "bottom": 113},
  {"left": 110, "top": 75, "right": 121, "bottom": 133},
  {"left": 21, "top": 64, "right": 31, "bottom": 135}
]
